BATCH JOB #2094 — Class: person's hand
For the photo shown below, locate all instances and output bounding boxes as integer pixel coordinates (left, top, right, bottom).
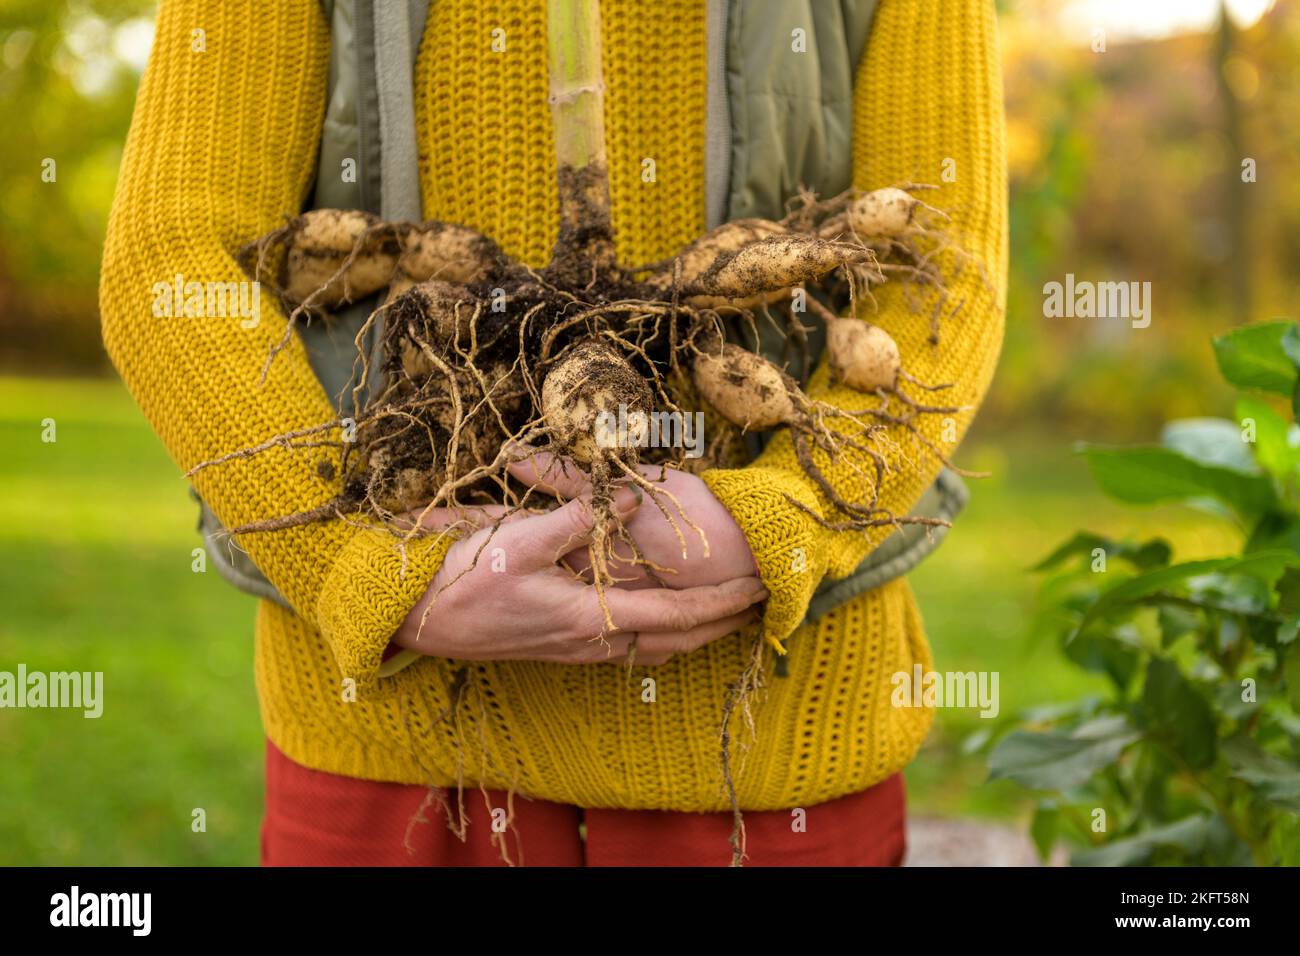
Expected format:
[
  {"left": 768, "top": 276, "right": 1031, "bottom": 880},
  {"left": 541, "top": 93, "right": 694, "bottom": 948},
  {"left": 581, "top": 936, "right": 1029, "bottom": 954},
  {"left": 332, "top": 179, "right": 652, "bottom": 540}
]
[
  {"left": 391, "top": 487, "right": 767, "bottom": 666},
  {"left": 506, "top": 450, "right": 758, "bottom": 591}
]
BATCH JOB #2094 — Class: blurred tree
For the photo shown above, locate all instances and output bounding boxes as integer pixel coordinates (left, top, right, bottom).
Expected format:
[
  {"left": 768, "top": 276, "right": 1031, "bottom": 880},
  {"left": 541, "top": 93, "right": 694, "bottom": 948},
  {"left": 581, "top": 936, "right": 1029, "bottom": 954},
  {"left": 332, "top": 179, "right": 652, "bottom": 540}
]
[
  {"left": 1, "top": 0, "right": 1297, "bottom": 434},
  {"left": 986, "top": 0, "right": 1299, "bottom": 438},
  {"left": 0, "top": 0, "right": 153, "bottom": 370},
  {"left": 1215, "top": 1, "right": 1253, "bottom": 326}
]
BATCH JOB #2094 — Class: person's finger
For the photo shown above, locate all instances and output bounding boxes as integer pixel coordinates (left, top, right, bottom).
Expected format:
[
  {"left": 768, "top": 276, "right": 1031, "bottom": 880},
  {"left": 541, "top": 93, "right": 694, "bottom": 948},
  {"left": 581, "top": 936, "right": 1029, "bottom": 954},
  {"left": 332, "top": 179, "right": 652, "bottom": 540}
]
[
  {"left": 506, "top": 486, "right": 641, "bottom": 571},
  {"left": 506, "top": 445, "right": 671, "bottom": 498},
  {"left": 595, "top": 577, "right": 767, "bottom": 636},
  {"left": 506, "top": 447, "right": 592, "bottom": 500},
  {"left": 395, "top": 503, "right": 518, "bottom": 532},
  {"left": 560, "top": 544, "right": 660, "bottom": 588},
  {"left": 570, "top": 607, "right": 759, "bottom": 666},
  {"left": 633, "top": 609, "right": 760, "bottom": 660}
]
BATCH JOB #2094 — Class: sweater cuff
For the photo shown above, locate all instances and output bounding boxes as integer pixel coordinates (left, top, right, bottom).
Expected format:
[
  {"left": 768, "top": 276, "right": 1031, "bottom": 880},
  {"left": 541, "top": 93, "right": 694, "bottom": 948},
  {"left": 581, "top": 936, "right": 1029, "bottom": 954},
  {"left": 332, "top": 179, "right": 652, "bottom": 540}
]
[
  {"left": 312, "top": 526, "right": 457, "bottom": 690},
  {"left": 700, "top": 465, "right": 829, "bottom": 651}
]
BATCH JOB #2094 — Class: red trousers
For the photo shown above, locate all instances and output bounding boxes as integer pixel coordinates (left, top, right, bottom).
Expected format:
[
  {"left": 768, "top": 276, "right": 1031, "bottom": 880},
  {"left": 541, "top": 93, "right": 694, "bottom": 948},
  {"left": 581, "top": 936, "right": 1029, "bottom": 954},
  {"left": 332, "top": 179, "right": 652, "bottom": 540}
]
[{"left": 261, "top": 740, "right": 906, "bottom": 867}]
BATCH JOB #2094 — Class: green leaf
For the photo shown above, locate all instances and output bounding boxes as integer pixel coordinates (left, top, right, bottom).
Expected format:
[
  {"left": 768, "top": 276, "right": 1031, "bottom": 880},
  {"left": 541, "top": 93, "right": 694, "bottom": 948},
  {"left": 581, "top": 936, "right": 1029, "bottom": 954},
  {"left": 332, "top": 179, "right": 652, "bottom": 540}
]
[
  {"left": 960, "top": 725, "right": 994, "bottom": 756},
  {"left": 1213, "top": 321, "right": 1299, "bottom": 396},
  {"left": 1238, "top": 614, "right": 1281, "bottom": 651},
  {"left": 1076, "top": 551, "right": 1300, "bottom": 636},
  {"left": 1285, "top": 642, "right": 1300, "bottom": 712},
  {"left": 1033, "top": 532, "right": 1171, "bottom": 572},
  {"left": 1186, "top": 571, "right": 1272, "bottom": 616},
  {"left": 1216, "top": 615, "right": 1244, "bottom": 655},
  {"left": 1029, "top": 803, "right": 1060, "bottom": 863},
  {"left": 1072, "top": 815, "right": 1211, "bottom": 867},
  {"left": 1205, "top": 816, "right": 1256, "bottom": 866},
  {"left": 1158, "top": 603, "right": 1201, "bottom": 647},
  {"left": 1246, "top": 512, "right": 1300, "bottom": 556},
  {"left": 1131, "top": 540, "right": 1176, "bottom": 571},
  {"left": 1065, "top": 628, "right": 1140, "bottom": 691},
  {"left": 987, "top": 715, "right": 1139, "bottom": 790},
  {"left": 1214, "top": 681, "right": 1257, "bottom": 721},
  {"left": 1080, "top": 445, "right": 1276, "bottom": 519},
  {"left": 1236, "top": 397, "right": 1298, "bottom": 477},
  {"left": 1140, "top": 658, "right": 1217, "bottom": 770},
  {"left": 1272, "top": 816, "right": 1300, "bottom": 866},
  {"left": 1280, "top": 569, "right": 1300, "bottom": 616},
  {"left": 1162, "top": 417, "right": 1259, "bottom": 474},
  {"left": 1277, "top": 617, "right": 1300, "bottom": 646},
  {"left": 1033, "top": 532, "right": 1110, "bottom": 572},
  {"left": 1019, "top": 696, "right": 1102, "bottom": 724},
  {"left": 1283, "top": 324, "right": 1300, "bottom": 370},
  {"left": 1223, "top": 736, "right": 1300, "bottom": 812}
]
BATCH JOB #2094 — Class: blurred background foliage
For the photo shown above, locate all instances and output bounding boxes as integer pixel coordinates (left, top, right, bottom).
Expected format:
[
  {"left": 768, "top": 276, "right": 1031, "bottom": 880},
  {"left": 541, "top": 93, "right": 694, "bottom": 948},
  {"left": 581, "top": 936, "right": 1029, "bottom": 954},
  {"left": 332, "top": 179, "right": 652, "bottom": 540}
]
[
  {"left": 995, "top": 0, "right": 1300, "bottom": 435},
  {"left": 4, "top": 0, "right": 1299, "bottom": 428},
  {"left": 0, "top": 0, "right": 1297, "bottom": 864},
  {"left": 0, "top": 0, "right": 153, "bottom": 368}
]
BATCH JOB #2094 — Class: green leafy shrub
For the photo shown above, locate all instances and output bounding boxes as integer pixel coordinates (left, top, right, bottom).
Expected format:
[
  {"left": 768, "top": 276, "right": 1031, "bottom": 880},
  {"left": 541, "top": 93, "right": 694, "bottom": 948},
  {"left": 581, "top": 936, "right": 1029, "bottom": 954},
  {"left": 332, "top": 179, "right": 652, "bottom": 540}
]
[{"left": 987, "top": 321, "right": 1300, "bottom": 866}]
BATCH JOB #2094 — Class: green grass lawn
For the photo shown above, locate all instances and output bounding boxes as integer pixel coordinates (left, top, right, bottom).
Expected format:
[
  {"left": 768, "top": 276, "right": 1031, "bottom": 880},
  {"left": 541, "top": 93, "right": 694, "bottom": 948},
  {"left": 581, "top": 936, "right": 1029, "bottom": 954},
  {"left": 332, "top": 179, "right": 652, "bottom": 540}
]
[
  {"left": 0, "top": 376, "right": 1239, "bottom": 864},
  {"left": 0, "top": 377, "right": 260, "bottom": 866}
]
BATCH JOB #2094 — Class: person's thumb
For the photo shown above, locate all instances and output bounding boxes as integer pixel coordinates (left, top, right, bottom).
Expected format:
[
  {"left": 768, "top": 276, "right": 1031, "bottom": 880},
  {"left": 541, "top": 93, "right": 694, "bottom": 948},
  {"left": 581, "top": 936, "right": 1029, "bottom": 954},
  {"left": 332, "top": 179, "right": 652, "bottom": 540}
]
[
  {"left": 509, "top": 485, "right": 641, "bottom": 570},
  {"left": 506, "top": 445, "right": 592, "bottom": 500}
]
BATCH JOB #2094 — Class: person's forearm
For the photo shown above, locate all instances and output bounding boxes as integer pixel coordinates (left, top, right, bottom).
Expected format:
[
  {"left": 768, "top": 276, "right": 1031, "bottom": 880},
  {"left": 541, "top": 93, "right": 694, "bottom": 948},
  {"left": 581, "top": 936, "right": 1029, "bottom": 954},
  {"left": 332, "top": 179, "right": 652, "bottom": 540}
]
[
  {"left": 702, "top": 0, "right": 1008, "bottom": 648},
  {"left": 101, "top": 0, "right": 449, "bottom": 687}
]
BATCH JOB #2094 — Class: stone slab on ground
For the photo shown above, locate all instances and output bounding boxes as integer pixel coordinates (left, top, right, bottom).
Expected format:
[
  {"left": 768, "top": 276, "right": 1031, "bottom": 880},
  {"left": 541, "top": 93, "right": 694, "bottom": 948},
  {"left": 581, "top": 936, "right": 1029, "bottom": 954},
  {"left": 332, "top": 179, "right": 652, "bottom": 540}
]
[{"left": 905, "top": 816, "right": 1067, "bottom": 867}]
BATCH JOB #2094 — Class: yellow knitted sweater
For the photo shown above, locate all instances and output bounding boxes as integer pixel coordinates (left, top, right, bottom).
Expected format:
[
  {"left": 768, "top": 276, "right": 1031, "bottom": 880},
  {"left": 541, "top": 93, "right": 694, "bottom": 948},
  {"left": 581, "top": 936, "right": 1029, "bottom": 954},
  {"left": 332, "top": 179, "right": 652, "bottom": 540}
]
[{"left": 100, "top": 0, "right": 1005, "bottom": 811}]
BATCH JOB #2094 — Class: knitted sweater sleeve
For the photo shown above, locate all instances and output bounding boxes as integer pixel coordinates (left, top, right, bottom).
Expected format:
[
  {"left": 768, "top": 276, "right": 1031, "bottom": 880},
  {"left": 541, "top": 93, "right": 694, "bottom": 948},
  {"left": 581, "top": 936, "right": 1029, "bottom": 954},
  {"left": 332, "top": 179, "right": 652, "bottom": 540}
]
[
  {"left": 701, "top": 0, "right": 1008, "bottom": 649},
  {"left": 99, "top": 0, "right": 453, "bottom": 688}
]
